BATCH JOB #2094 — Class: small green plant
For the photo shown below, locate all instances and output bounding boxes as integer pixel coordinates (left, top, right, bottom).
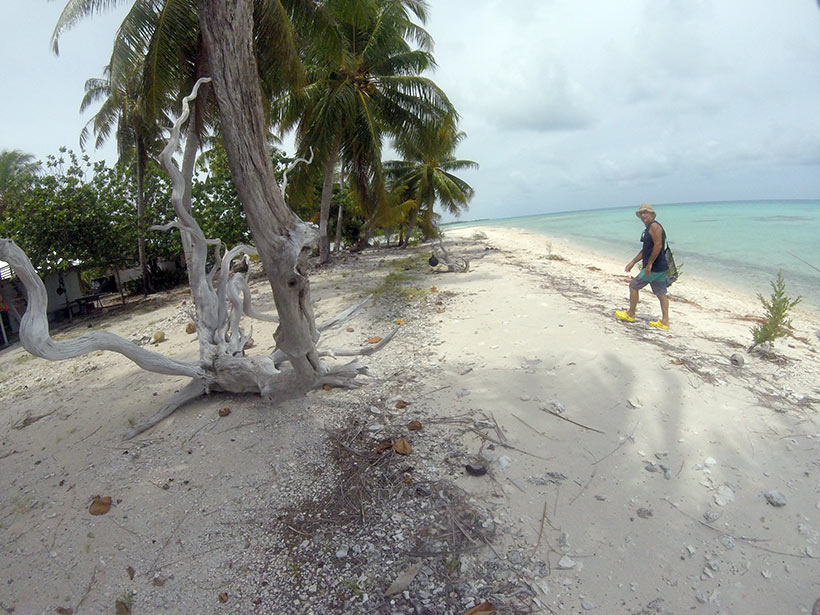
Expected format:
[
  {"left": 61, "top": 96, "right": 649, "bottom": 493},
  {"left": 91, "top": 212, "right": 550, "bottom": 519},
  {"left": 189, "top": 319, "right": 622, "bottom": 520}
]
[
  {"left": 542, "top": 242, "right": 565, "bottom": 261},
  {"left": 472, "top": 231, "right": 487, "bottom": 240},
  {"left": 442, "top": 557, "right": 461, "bottom": 576},
  {"left": 749, "top": 272, "right": 801, "bottom": 352},
  {"left": 342, "top": 578, "right": 362, "bottom": 596},
  {"left": 287, "top": 559, "right": 302, "bottom": 578}
]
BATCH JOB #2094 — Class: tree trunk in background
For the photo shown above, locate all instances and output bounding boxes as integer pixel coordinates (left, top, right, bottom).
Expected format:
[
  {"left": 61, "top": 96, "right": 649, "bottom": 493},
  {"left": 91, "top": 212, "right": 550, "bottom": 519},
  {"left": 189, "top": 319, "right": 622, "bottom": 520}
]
[
  {"left": 135, "top": 138, "right": 152, "bottom": 294},
  {"left": 400, "top": 206, "right": 419, "bottom": 248},
  {"left": 334, "top": 166, "right": 345, "bottom": 253},
  {"left": 318, "top": 148, "right": 337, "bottom": 264},
  {"left": 199, "top": 0, "right": 321, "bottom": 385}
]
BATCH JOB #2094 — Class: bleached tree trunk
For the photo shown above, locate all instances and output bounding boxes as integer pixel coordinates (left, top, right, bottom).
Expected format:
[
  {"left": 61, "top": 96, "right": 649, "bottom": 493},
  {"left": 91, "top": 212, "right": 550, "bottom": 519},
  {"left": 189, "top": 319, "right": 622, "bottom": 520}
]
[{"left": 1, "top": 78, "right": 391, "bottom": 439}]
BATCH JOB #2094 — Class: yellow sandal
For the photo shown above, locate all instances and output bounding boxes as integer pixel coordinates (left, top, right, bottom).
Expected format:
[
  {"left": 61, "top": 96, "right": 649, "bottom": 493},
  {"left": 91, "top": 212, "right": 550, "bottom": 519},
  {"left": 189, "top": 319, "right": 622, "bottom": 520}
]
[{"left": 615, "top": 310, "right": 635, "bottom": 323}]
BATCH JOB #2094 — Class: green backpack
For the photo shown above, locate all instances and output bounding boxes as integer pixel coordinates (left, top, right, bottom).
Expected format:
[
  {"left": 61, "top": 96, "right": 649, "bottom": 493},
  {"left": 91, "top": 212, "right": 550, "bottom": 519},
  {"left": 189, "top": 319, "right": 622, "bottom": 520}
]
[{"left": 664, "top": 243, "right": 679, "bottom": 287}]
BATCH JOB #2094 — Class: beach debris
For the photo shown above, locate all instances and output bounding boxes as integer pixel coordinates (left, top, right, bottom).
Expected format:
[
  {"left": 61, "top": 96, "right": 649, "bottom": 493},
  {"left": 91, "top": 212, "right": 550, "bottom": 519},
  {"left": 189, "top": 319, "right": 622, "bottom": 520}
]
[
  {"left": 367, "top": 336, "right": 383, "bottom": 344},
  {"left": 335, "top": 545, "right": 349, "bottom": 559},
  {"left": 127, "top": 566, "right": 135, "bottom": 580},
  {"left": 730, "top": 353, "right": 745, "bottom": 367},
  {"left": 56, "top": 607, "right": 73, "bottom": 614},
  {"left": 528, "top": 472, "right": 567, "bottom": 485},
  {"left": 703, "top": 509, "right": 722, "bottom": 522},
  {"left": 395, "top": 399, "right": 409, "bottom": 409},
  {"left": 115, "top": 600, "right": 131, "bottom": 614},
  {"left": 636, "top": 507, "right": 653, "bottom": 519},
  {"left": 545, "top": 399, "right": 565, "bottom": 414},
  {"left": 394, "top": 318, "right": 406, "bottom": 325},
  {"left": 496, "top": 455, "right": 512, "bottom": 470},
  {"left": 465, "top": 464, "right": 487, "bottom": 476},
  {"left": 153, "top": 331, "right": 165, "bottom": 343},
  {"left": 185, "top": 322, "right": 197, "bottom": 334},
  {"left": 428, "top": 253, "right": 439, "bottom": 267},
  {"left": 393, "top": 438, "right": 412, "bottom": 455},
  {"left": 218, "top": 592, "right": 229, "bottom": 603},
  {"left": 764, "top": 490, "right": 787, "bottom": 507},
  {"left": 465, "top": 601, "right": 496, "bottom": 614},
  {"left": 719, "top": 535, "right": 736, "bottom": 550},
  {"left": 558, "top": 532, "right": 571, "bottom": 552},
  {"left": 243, "top": 337, "right": 255, "bottom": 350},
  {"left": 12, "top": 410, "right": 55, "bottom": 430},
  {"left": 644, "top": 461, "right": 672, "bottom": 479},
  {"left": 384, "top": 561, "right": 423, "bottom": 596},
  {"left": 346, "top": 327, "right": 354, "bottom": 332},
  {"left": 89, "top": 495, "right": 112, "bottom": 516},
  {"left": 557, "top": 555, "right": 576, "bottom": 569},
  {"left": 407, "top": 420, "right": 422, "bottom": 431},
  {"left": 627, "top": 397, "right": 643, "bottom": 409},
  {"left": 218, "top": 407, "right": 231, "bottom": 417},
  {"left": 714, "top": 485, "right": 735, "bottom": 507}
]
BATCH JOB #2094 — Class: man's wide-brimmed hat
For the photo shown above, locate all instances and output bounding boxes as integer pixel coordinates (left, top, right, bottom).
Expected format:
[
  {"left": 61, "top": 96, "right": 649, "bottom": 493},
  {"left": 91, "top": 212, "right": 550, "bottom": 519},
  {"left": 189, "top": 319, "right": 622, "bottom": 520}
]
[{"left": 635, "top": 203, "right": 655, "bottom": 218}]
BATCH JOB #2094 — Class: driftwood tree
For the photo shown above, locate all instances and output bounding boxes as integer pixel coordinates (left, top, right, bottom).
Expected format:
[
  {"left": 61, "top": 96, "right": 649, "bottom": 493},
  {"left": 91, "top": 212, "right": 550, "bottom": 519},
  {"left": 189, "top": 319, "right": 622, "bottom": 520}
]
[{"left": 0, "top": 79, "right": 394, "bottom": 439}]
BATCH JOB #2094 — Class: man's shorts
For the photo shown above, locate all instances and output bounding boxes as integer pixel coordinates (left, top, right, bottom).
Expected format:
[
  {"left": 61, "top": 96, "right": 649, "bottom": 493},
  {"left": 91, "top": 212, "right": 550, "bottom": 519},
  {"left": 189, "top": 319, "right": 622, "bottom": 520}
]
[{"left": 629, "top": 269, "right": 668, "bottom": 295}]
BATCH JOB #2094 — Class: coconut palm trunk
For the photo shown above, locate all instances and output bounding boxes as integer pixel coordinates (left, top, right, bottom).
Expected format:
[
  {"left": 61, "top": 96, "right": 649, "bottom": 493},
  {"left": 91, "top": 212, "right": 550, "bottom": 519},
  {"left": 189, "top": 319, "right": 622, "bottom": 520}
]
[
  {"left": 134, "top": 137, "right": 152, "bottom": 294},
  {"left": 334, "top": 166, "right": 345, "bottom": 253},
  {"left": 200, "top": 0, "right": 321, "bottom": 384},
  {"left": 318, "top": 145, "right": 339, "bottom": 264}
]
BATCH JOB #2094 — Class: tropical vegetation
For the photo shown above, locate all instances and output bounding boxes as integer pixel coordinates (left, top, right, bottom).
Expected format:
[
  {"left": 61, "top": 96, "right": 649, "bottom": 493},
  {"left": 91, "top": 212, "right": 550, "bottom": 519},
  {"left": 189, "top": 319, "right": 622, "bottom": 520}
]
[
  {"left": 275, "top": 0, "right": 457, "bottom": 262},
  {"left": 0, "top": 0, "right": 478, "bottom": 415},
  {"left": 749, "top": 272, "right": 802, "bottom": 353}
]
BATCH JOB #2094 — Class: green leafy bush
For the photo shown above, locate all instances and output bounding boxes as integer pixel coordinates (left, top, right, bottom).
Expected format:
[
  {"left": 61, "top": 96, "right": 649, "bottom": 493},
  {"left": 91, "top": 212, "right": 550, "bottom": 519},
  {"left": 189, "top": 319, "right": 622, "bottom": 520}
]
[{"left": 749, "top": 272, "right": 801, "bottom": 352}]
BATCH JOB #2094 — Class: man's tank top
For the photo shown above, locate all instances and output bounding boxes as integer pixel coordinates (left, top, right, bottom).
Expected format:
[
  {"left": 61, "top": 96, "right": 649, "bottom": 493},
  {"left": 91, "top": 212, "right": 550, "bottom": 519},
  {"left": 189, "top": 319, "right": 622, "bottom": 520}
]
[{"left": 640, "top": 221, "right": 668, "bottom": 272}]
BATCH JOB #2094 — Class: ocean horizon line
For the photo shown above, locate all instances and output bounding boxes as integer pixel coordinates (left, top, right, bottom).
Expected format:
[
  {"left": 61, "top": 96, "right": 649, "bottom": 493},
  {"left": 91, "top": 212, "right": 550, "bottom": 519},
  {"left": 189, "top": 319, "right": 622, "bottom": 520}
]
[{"left": 445, "top": 198, "right": 820, "bottom": 226}]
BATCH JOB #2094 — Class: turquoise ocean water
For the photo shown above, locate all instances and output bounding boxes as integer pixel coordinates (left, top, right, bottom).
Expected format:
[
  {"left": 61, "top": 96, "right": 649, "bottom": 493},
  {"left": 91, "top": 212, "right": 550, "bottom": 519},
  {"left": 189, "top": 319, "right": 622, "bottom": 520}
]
[{"left": 452, "top": 200, "right": 820, "bottom": 312}]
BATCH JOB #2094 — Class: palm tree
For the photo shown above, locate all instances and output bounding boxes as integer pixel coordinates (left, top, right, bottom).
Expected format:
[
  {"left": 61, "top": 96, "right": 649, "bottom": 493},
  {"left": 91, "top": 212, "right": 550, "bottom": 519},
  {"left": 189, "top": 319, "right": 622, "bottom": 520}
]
[
  {"left": 0, "top": 149, "right": 40, "bottom": 213},
  {"left": 275, "top": 0, "right": 454, "bottom": 262},
  {"left": 53, "top": 0, "right": 303, "bottom": 118},
  {"left": 54, "top": 0, "right": 308, "bottom": 284},
  {"left": 80, "top": 65, "right": 171, "bottom": 293},
  {"left": 386, "top": 114, "right": 477, "bottom": 246}
]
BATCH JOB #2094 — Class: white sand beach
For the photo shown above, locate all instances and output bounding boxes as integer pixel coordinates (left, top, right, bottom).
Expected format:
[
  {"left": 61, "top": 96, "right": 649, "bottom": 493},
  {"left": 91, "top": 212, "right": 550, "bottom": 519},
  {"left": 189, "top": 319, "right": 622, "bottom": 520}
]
[{"left": 1, "top": 226, "right": 818, "bottom": 614}]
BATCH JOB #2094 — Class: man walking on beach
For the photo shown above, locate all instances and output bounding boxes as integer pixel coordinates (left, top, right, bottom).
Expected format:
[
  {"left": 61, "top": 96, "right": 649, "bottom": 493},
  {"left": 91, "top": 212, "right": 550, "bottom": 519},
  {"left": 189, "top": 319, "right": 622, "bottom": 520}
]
[{"left": 615, "top": 203, "right": 670, "bottom": 329}]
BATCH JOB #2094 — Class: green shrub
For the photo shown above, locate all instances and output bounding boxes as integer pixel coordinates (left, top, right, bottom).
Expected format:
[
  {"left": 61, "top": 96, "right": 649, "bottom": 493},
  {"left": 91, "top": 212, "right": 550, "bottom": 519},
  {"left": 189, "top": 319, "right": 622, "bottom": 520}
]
[{"left": 749, "top": 272, "right": 801, "bottom": 352}]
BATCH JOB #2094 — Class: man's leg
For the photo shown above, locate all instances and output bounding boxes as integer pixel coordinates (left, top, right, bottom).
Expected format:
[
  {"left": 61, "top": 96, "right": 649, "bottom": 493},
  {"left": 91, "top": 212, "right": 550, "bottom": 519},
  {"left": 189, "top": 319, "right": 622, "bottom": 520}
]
[
  {"left": 627, "top": 286, "right": 639, "bottom": 319},
  {"left": 658, "top": 294, "right": 669, "bottom": 327}
]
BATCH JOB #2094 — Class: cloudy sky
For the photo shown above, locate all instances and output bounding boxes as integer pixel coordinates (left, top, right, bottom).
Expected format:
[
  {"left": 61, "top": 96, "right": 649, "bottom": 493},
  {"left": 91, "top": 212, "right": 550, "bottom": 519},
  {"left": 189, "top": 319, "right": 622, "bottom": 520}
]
[{"left": 3, "top": 1, "right": 820, "bottom": 223}]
